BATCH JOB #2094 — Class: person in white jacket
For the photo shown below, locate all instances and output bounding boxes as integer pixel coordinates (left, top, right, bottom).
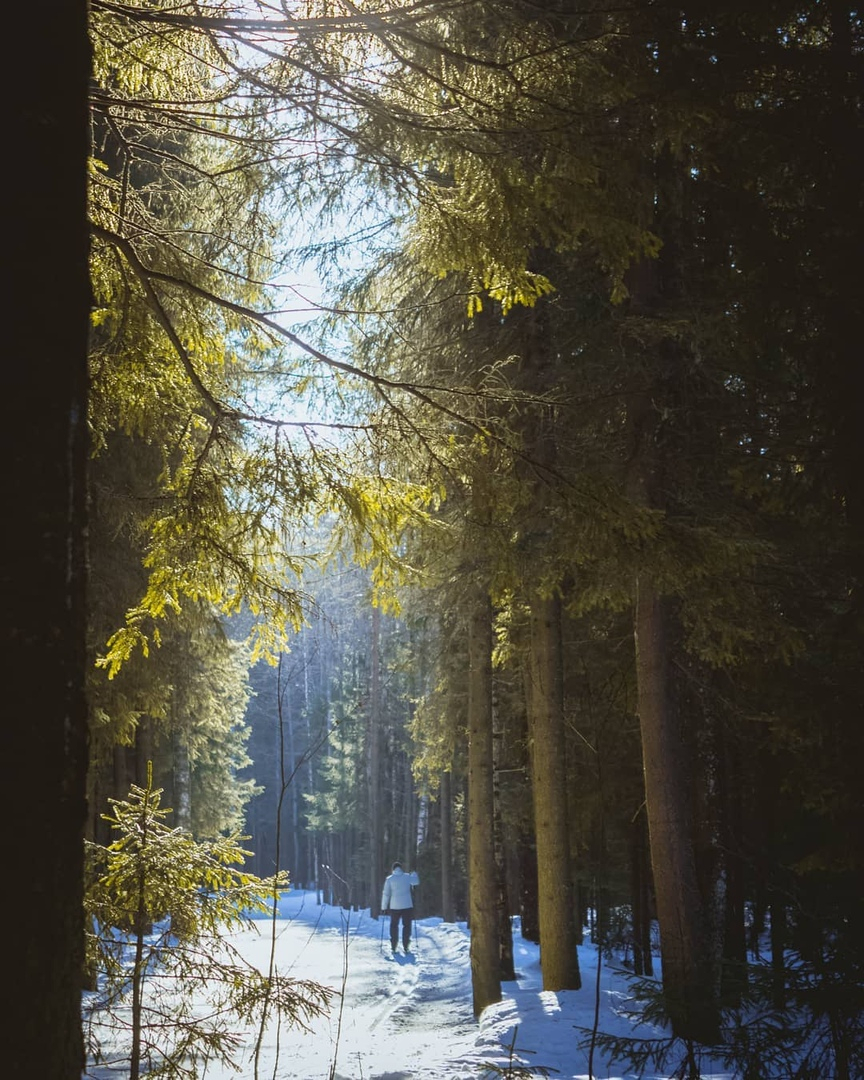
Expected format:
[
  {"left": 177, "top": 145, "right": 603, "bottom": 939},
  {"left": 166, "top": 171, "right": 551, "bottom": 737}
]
[{"left": 380, "top": 861, "right": 419, "bottom": 954}]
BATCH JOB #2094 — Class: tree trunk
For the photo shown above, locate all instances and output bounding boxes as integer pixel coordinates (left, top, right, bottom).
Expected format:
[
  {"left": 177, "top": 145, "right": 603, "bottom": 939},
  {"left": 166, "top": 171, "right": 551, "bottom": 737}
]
[
  {"left": 624, "top": 144, "right": 722, "bottom": 1035},
  {"left": 172, "top": 730, "right": 192, "bottom": 831},
  {"left": 492, "top": 683, "right": 516, "bottom": 980},
  {"left": 518, "top": 834, "right": 540, "bottom": 943},
  {"left": 467, "top": 585, "right": 502, "bottom": 1016},
  {"left": 827, "top": 0, "right": 864, "bottom": 588},
  {"left": 769, "top": 887, "right": 787, "bottom": 1010},
  {"left": 440, "top": 769, "right": 456, "bottom": 921},
  {"left": 635, "top": 582, "right": 717, "bottom": 1041},
  {"left": 135, "top": 717, "right": 154, "bottom": 787},
  {"left": 303, "top": 633, "right": 320, "bottom": 890},
  {"left": 368, "top": 605, "right": 384, "bottom": 914},
  {"left": 687, "top": 671, "right": 726, "bottom": 1004},
  {"left": 630, "top": 808, "right": 654, "bottom": 977},
  {"left": 528, "top": 594, "right": 581, "bottom": 990},
  {"left": 284, "top": 680, "right": 298, "bottom": 883},
  {"left": 720, "top": 734, "right": 747, "bottom": 999},
  {"left": 5, "top": 2, "right": 90, "bottom": 1074}
]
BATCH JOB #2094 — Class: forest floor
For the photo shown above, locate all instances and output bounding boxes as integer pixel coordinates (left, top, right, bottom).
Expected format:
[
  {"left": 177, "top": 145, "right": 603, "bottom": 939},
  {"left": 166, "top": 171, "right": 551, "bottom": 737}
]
[{"left": 83, "top": 888, "right": 736, "bottom": 1079}]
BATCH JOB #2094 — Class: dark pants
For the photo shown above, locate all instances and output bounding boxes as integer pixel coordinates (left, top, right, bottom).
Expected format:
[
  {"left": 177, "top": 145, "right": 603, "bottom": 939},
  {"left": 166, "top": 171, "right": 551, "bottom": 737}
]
[{"left": 388, "top": 907, "right": 413, "bottom": 950}]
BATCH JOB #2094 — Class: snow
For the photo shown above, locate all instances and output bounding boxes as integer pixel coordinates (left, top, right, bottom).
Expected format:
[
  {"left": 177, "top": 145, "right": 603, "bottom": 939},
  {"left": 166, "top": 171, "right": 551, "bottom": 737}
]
[{"left": 83, "top": 888, "right": 734, "bottom": 1080}]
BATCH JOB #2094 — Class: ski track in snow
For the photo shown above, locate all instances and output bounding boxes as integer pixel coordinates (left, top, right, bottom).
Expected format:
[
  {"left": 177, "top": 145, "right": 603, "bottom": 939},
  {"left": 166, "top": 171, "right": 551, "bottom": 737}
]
[
  {"left": 84, "top": 889, "right": 739, "bottom": 1080},
  {"left": 201, "top": 896, "right": 488, "bottom": 1080}
]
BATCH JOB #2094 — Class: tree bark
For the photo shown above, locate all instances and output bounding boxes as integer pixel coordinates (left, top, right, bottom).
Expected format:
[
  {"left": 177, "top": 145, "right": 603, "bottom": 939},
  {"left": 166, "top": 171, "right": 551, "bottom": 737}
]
[
  {"left": 624, "top": 135, "right": 722, "bottom": 1036},
  {"left": 518, "top": 834, "right": 540, "bottom": 944},
  {"left": 284, "top": 677, "right": 299, "bottom": 883},
  {"left": 440, "top": 769, "right": 456, "bottom": 922},
  {"left": 467, "top": 585, "right": 502, "bottom": 1016},
  {"left": 527, "top": 594, "right": 581, "bottom": 990},
  {"left": 368, "top": 605, "right": 384, "bottom": 914},
  {"left": 635, "top": 582, "right": 717, "bottom": 1041},
  {"left": 630, "top": 808, "right": 653, "bottom": 977},
  {"left": 492, "top": 683, "right": 516, "bottom": 980},
  {"left": 173, "top": 731, "right": 192, "bottom": 831},
  {"left": 5, "top": 2, "right": 90, "bottom": 1075}
]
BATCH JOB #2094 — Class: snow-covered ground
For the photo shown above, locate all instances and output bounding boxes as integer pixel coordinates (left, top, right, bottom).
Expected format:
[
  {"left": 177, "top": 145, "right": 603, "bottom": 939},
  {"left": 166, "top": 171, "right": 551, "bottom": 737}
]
[{"left": 83, "top": 888, "right": 734, "bottom": 1079}]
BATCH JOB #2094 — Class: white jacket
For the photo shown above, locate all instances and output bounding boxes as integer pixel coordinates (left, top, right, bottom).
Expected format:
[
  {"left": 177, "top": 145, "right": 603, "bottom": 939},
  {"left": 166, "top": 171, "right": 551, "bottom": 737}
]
[{"left": 381, "top": 867, "right": 419, "bottom": 911}]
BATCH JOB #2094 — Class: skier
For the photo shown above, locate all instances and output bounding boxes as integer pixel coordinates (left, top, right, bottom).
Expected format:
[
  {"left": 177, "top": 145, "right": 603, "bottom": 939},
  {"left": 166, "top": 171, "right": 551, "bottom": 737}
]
[{"left": 380, "top": 861, "right": 419, "bottom": 954}]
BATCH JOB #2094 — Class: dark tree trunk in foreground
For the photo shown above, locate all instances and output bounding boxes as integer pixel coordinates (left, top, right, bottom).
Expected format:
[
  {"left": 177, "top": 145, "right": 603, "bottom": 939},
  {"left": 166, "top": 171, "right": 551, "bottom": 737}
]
[{"left": 5, "top": 2, "right": 91, "bottom": 1076}]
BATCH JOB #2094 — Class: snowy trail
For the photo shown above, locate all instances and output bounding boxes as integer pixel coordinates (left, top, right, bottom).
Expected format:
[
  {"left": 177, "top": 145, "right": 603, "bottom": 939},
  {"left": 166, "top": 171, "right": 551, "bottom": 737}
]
[
  {"left": 201, "top": 895, "right": 487, "bottom": 1080},
  {"left": 85, "top": 890, "right": 734, "bottom": 1080}
]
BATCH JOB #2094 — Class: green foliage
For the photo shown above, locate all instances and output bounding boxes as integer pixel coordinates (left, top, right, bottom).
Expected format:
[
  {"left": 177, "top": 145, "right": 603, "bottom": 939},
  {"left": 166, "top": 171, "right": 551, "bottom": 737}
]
[
  {"left": 80, "top": 7, "right": 863, "bottom": 1061},
  {"left": 88, "top": 0, "right": 440, "bottom": 680},
  {"left": 303, "top": 705, "right": 364, "bottom": 834},
  {"left": 89, "top": 0, "right": 306, "bottom": 670},
  {"left": 576, "top": 951, "right": 864, "bottom": 1080},
  {"left": 84, "top": 769, "right": 331, "bottom": 1078},
  {"left": 358, "top": 6, "right": 663, "bottom": 312},
  {"left": 86, "top": 442, "right": 261, "bottom": 837},
  {"left": 408, "top": 678, "right": 463, "bottom": 796},
  {"left": 720, "top": 953, "right": 864, "bottom": 1080}
]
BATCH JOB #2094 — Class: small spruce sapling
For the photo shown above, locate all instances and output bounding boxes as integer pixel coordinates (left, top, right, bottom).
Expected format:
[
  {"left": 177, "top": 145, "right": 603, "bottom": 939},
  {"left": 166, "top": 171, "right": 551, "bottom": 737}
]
[{"left": 83, "top": 765, "right": 331, "bottom": 1080}]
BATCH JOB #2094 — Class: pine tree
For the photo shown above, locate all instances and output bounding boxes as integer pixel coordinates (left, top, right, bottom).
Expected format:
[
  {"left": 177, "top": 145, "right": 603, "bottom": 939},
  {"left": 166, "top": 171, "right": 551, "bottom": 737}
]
[{"left": 84, "top": 767, "right": 331, "bottom": 1079}]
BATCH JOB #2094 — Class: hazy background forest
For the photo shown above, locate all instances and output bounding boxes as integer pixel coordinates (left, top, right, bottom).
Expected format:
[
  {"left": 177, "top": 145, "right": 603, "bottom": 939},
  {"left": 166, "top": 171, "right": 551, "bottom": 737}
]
[{"left": 7, "top": 1, "right": 862, "bottom": 1077}]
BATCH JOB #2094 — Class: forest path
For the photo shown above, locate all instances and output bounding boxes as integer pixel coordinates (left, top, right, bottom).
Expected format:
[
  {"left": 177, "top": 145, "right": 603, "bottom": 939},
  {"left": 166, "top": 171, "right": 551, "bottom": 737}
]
[{"left": 202, "top": 894, "right": 485, "bottom": 1080}]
